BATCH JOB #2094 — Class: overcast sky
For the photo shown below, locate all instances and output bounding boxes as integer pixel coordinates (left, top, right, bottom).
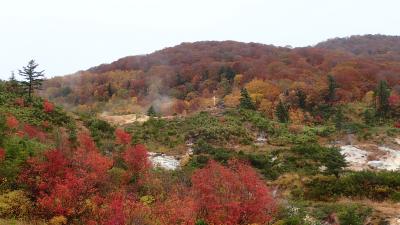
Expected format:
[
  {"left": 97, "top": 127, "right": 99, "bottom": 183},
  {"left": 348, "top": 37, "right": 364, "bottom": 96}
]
[{"left": 1, "top": 0, "right": 399, "bottom": 80}]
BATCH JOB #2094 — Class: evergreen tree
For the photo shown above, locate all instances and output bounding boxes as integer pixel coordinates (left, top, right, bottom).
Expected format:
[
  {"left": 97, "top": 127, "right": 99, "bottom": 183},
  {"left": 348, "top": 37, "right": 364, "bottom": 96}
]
[
  {"left": 296, "top": 89, "right": 307, "bottom": 109},
  {"left": 323, "top": 147, "right": 347, "bottom": 178},
  {"left": 176, "top": 73, "right": 185, "bottom": 86},
  {"left": 363, "top": 108, "right": 376, "bottom": 126},
  {"left": 219, "top": 66, "right": 236, "bottom": 82},
  {"left": 7, "top": 71, "right": 21, "bottom": 94},
  {"left": 107, "top": 83, "right": 114, "bottom": 98},
  {"left": 275, "top": 100, "right": 289, "bottom": 123},
  {"left": 239, "top": 88, "right": 256, "bottom": 110},
  {"left": 147, "top": 105, "right": 157, "bottom": 117},
  {"left": 326, "top": 74, "right": 337, "bottom": 103},
  {"left": 19, "top": 60, "right": 44, "bottom": 100},
  {"left": 375, "top": 80, "right": 390, "bottom": 118},
  {"left": 333, "top": 107, "right": 344, "bottom": 130}
]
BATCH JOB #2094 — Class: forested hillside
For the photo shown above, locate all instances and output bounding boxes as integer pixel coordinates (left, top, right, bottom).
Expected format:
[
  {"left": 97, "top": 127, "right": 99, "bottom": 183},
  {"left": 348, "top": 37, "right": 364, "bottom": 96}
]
[
  {"left": 316, "top": 34, "right": 400, "bottom": 60},
  {"left": 2, "top": 35, "right": 400, "bottom": 225},
  {"left": 42, "top": 36, "right": 400, "bottom": 116}
]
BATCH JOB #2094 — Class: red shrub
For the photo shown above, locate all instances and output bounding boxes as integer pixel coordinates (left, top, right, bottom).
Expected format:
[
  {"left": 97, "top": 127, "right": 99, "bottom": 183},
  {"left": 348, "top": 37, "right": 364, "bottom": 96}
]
[
  {"left": 115, "top": 129, "right": 131, "bottom": 145},
  {"left": 103, "top": 193, "right": 126, "bottom": 225},
  {"left": 20, "top": 150, "right": 70, "bottom": 194},
  {"left": 42, "top": 120, "right": 50, "bottom": 128},
  {"left": 23, "top": 124, "right": 46, "bottom": 142},
  {"left": 21, "top": 134, "right": 113, "bottom": 219},
  {"left": 0, "top": 148, "right": 5, "bottom": 161},
  {"left": 37, "top": 173, "right": 85, "bottom": 217},
  {"left": 123, "top": 144, "right": 151, "bottom": 175},
  {"left": 6, "top": 115, "right": 19, "bottom": 129},
  {"left": 389, "top": 94, "right": 400, "bottom": 106},
  {"left": 395, "top": 121, "right": 400, "bottom": 128},
  {"left": 43, "top": 100, "right": 54, "bottom": 113},
  {"left": 153, "top": 187, "right": 196, "bottom": 224},
  {"left": 314, "top": 115, "right": 323, "bottom": 124},
  {"left": 14, "top": 98, "right": 24, "bottom": 107},
  {"left": 191, "top": 160, "right": 275, "bottom": 225},
  {"left": 73, "top": 133, "right": 113, "bottom": 187},
  {"left": 100, "top": 192, "right": 151, "bottom": 225}
]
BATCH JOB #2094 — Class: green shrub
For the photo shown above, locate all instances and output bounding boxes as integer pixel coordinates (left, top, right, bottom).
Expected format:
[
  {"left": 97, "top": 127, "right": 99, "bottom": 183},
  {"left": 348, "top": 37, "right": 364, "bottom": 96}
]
[
  {"left": 338, "top": 206, "right": 364, "bottom": 225},
  {"left": 309, "top": 203, "right": 371, "bottom": 225},
  {"left": 0, "top": 136, "right": 47, "bottom": 188},
  {"left": 82, "top": 117, "right": 115, "bottom": 151},
  {"left": 305, "top": 171, "right": 400, "bottom": 201},
  {"left": 390, "top": 191, "right": 400, "bottom": 202},
  {"left": 127, "top": 109, "right": 269, "bottom": 151},
  {"left": 195, "top": 219, "right": 207, "bottom": 225},
  {"left": 286, "top": 144, "right": 346, "bottom": 177},
  {"left": 305, "top": 175, "right": 341, "bottom": 201},
  {"left": 340, "top": 171, "right": 400, "bottom": 200}
]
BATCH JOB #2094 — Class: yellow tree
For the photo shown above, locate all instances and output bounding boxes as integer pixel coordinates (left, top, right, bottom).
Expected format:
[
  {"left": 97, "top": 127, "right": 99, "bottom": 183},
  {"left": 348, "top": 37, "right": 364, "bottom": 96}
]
[{"left": 245, "top": 79, "right": 280, "bottom": 106}]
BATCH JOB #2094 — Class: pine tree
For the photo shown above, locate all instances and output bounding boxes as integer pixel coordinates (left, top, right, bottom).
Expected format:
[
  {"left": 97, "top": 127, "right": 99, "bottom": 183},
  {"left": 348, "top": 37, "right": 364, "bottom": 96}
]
[
  {"left": 19, "top": 60, "right": 44, "bottom": 100},
  {"left": 107, "top": 83, "right": 114, "bottom": 98},
  {"left": 334, "top": 107, "right": 344, "bottom": 130},
  {"left": 275, "top": 100, "right": 289, "bottom": 123},
  {"left": 147, "top": 105, "right": 157, "bottom": 117},
  {"left": 363, "top": 108, "right": 376, "bottom": 126},
  {"left": 239, "top": 88, "right": 256, "bottom": 110},
  {"left": 296, "top": 89, "right": 307, "bottom": 109},
  {"left": 176, "top": 73, "right": 185, "bottom": 86},
  {"left": 7, "top": 71, "right": 21, "bottom": 94},
  {"left": 219, "top": 66, "right": 236, "bottom": 82},
  {"left": 326, "top": 74, "right": 337, "bottom": 103},
  {"left": 375, "top": 80, "right": 390, "bottom": 118}
]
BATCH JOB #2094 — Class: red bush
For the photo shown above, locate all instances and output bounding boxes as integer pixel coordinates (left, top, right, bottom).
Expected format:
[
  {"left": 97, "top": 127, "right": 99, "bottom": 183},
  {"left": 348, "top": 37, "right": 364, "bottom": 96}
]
[
  {"left": 73, "top": 134, "right": 113, "bottom": 187},
  {"left": 20, "top": 133, "right": 113, "bottom": 219},
  {"left": 43, "top": 100, "right": 54, "bottom": 113},
  {"left": 389, "top": 94, "right": 400, "bottom": 107},
  {"left": 14, "top": 98, "right": 24, "bottom": 107},
  {"left": 6, "top": 115, "right": 19, "bottom": 129},
  {"left": 99, "top": 192, "right": 151, "bottom": 225},
  {"left": 191, "top": 160, "right": 275, "bottom": 225},
  {"left": 395, "top": 121, "right": 400, "bottom": 128},
  {"left": 115, "top": 129, "right": 131, "bottom": 145},
  {"left": 23, "top": 124, "right": 46, "bottom": 142},
  {"left": 154, "top": 187, "right": 196, "bottom": 224},
  {"left": 314, "top": 115, "right": 323, "bottom": 124},
  {"left": 0, "top": 148, "right": 5, "bottom": 161},
  {"left": 103, "top": 193, "right": 126, "bottom": 225},
  {"left": 42, "top": 120, "right": 50, "bottom": 128},
  {"left": 123, "top": 144, "right": 150, "bottom": 173}
]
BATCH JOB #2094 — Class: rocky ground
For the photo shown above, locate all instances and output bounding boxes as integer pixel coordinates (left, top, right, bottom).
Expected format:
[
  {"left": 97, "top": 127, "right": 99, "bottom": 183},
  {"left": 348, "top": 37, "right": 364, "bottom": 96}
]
[{"left": 340, "top": 141, "right": 400, "bottom": 171}]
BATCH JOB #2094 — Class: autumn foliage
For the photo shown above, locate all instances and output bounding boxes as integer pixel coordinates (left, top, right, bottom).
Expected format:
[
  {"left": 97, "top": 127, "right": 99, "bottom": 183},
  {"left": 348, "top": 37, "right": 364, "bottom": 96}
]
[
  {"left": 123, "top": 144, "right": 151, "bottom": 177},
  {"left": 6, "top": 115, "right": 19, "bottom": 129},
  {"left": 23, "top": 124, "right": 46, "bottom": 142},
  {"left": 20, "top": 133, "right": 112, "bottom": 219},
  {"left": 14, "top": 98, "right": 24, "bottom": 107},
  {"left": 191, "top": 160, "right": 275, "bottom": 225},
  {"left": 43, "top": 36, "right": 400, "bottom": 117},
  {"left": 14, "top": 127, "right": 275, "bottom": 224},
  {"left": 0, "top": 148, "right": 5, "bottom": 161},
  {"left": 43, "top": 100, "right": 54, "bottom": 113},
  {"left": 115, "top": 128, "right": 131, "bottom": 145}
]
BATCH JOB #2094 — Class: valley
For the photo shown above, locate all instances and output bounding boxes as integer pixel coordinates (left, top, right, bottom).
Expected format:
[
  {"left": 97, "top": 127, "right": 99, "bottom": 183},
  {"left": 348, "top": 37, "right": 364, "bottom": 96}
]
[{"left": 1, "top": 35, "right": 400, "bottom": 224}]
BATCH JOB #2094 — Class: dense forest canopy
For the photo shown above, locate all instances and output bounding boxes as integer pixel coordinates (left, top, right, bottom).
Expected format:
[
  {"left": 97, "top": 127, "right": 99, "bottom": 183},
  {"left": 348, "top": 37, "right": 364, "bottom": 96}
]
[{"left": 42, "top": 35, "right": 400, "bottom": 116}]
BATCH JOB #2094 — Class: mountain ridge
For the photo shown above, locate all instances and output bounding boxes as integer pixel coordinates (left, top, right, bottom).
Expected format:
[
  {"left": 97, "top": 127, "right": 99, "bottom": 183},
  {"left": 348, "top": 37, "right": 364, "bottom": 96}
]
[
  {"left": 87, "top": 34, "right": 400, "bottom": 74},
  {"left": 42, "top": 34, "right": 400, "bottom": 115}
]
